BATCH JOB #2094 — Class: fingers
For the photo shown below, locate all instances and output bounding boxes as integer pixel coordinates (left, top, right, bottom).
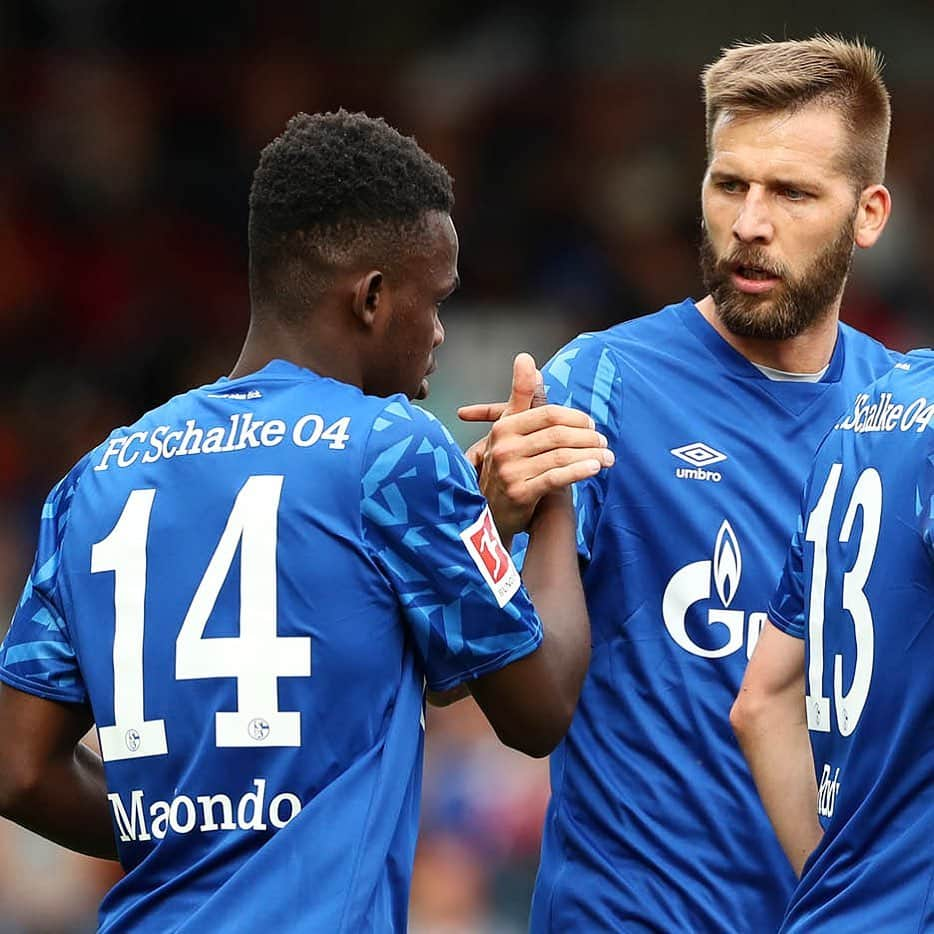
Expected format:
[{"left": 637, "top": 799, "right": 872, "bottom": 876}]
[
  {"left": 496, "top": 424, "right": 608, "bottom": 459},
  {"left": 464, "top": 437, "right": 486, "bottom": 470},
  {"left": 521, "top": 458, "right": 612, "bottom": 499},
  {"left": 458, "top": 402, "right": 508, "bottom": 423},
  {"left": 458, "top": 353, "right": 544, "bottom": 423},
  {"left": 488, "top": 404, "right": 596, "bottom": 435},
  {"left": 493, "top": 447, "right": 615, "bottom": 497},
  {"left": 531, "top": 370, "right": 548, "bottom": 408},
  {"left": 503, "top": 352, "right": 539, "bottom": 417},
  {"left": 520, "top": 447, "right": 615, "bottom": 477},
  {"left": 480, "top": 450, "right": 611, "bottom": 536}
]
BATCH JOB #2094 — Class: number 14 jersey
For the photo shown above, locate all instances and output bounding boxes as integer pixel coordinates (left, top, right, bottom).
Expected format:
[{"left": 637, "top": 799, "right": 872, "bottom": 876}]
[{"left": 0, "top": 359, "right": 543, "bottom": 932}]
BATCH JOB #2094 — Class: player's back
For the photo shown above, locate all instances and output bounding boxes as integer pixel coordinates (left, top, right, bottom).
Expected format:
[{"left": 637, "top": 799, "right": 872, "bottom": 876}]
[
  {"left": 777, "top": 352, "right": 934, "bottom": 931},
  {"left": 39, "top": 361, "right": 434, "bottom": 931}
]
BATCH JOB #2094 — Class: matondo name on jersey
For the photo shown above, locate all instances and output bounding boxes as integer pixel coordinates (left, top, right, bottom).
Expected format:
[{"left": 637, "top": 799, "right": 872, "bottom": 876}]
[
  {"left": 109, "top": 778, "right": 302, "bottom": 843},
  {"left": 93, "top": 411, "right": 352, "bottom": 471}
]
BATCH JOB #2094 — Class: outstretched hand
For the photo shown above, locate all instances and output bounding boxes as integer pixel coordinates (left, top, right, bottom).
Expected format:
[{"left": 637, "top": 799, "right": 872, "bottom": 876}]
[{"left": 459, "top": 353, "right": 614, "bottom": 538}]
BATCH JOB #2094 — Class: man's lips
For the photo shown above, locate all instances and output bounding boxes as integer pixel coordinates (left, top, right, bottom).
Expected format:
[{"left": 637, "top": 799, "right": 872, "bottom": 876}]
[
  {"left": 416, "top": 364, "right": 436, "bottom": 400},
  {"left": 730, "top": 264, "right": 781, "bottom": 294}
]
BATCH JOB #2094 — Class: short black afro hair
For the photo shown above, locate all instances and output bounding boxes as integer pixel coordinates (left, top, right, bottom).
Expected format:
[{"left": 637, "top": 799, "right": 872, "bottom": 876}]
[{"left": 248, "top": 110, "right": 454, "bottom": 312}]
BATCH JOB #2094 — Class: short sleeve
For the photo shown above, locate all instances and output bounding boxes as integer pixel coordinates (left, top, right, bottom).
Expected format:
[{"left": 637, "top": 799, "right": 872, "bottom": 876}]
[
  {"left": 513, "top": 333, "right": 622, "bottom": 568},
  {"left": 0, "top": 471, "right": 88, "bottom": 703},
  {"left": 917, "top": 451, "right": 934, "bottom": 563},
  {"left": 360, "top": 398, "right": 543, "bottom": 692},
  {"left": 768, "top": 509, "right": 808, "bottom": 641}
]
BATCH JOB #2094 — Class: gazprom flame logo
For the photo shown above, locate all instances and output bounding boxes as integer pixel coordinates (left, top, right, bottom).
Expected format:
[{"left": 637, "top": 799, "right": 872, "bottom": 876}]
[
  {"left": 713, "top": 521, "right": 741, "bottom": 607},
  {"left": 662, "top": 519, "right": 764, "bottom": 660}
]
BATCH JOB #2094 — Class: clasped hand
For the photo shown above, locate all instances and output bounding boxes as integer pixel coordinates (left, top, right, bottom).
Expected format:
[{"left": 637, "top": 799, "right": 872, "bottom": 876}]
[{"left": 458, "top": 353, "right": 615, "bottom": 541}]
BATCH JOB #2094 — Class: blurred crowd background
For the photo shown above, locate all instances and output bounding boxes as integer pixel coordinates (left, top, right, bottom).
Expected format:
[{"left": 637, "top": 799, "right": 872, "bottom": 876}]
[{"left": 1, "top": 2, "right": 932, "bottom": 931}]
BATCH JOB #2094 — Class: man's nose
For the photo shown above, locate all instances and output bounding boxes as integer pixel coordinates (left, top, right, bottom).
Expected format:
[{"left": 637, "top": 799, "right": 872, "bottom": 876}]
[{"left": 732, "top": 186, "right": 774, "bottom": 244}]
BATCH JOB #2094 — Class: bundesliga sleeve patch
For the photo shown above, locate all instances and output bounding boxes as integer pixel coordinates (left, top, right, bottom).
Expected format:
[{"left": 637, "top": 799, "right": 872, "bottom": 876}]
[{"left": 459, "top": 506, "right": 521, "bottom": 608}]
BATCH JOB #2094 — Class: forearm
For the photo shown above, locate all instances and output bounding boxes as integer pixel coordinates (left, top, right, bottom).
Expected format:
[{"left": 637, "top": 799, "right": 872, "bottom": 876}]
[
  {"left": 467, "top": 489, "right": 590, "bottom": 757},
  {"left": 733, "top": 696, "right": 823, "bottom": 875},
  {"left": 3, "top": 741, "right": 117, "bottom": 861},
  {"left": 520, "top": 490, "right": 591, "bottom": 714}
]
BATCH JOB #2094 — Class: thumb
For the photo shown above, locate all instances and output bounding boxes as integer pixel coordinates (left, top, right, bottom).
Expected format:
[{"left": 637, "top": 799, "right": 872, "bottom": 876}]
[
  {"left": 503, "top": 352, "right": 539, "bottom": 416},
  {"left": 531, "top": 369, "right": 547, "bottom": 408}
]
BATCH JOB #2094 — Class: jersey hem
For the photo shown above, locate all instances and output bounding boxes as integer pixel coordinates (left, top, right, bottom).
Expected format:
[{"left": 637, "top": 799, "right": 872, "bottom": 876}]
[
  {"left": 427, "top": 627, "right": 543, "bottom": 693},
  {"left": 766, "top": 606, "right": 804, "bottom": 640},
  {"left": 0, "top": 667, "right": 88, "bottom": 705}
]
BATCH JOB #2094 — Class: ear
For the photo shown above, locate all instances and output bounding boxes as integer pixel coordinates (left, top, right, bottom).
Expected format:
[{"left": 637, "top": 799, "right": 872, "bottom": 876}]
[
  {"left": 854, "top": 184, "right": 891, "bottom": 249},
  {"left": 352, "top": 271, "right": 384, "bottom": 328}
]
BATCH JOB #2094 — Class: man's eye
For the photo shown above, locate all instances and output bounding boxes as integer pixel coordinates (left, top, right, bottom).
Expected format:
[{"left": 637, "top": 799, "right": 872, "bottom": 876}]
[
  {"left": 717, "top": 180, "right": 742, "bottom": 193},
  {"left": 782, "top": 187, "right": 807, "bottom": 200}
]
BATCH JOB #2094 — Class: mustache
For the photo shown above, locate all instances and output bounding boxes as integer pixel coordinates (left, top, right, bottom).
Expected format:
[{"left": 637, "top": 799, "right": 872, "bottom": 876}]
[{"left": 715, "top": 247, "right": 788, "bottom": 279}]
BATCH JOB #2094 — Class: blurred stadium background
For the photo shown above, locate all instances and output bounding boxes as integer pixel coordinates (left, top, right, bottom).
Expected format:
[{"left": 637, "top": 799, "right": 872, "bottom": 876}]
[{"left": 0, "top": 2, "right": 932, "bottom": 931}]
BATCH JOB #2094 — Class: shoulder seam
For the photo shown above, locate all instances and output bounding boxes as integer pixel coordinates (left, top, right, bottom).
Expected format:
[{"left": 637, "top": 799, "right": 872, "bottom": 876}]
[
  {"left": 54, "top": 452, "right": 96, "bottom": 637},
  {"left": 358, "top": 396, "right": 416, "bottom": 564}
]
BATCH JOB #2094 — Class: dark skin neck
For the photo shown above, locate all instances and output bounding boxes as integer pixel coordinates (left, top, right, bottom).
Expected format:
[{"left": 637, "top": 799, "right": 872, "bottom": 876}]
[{"left": 229, "top": 299, "right": 366, "bottom": 388}]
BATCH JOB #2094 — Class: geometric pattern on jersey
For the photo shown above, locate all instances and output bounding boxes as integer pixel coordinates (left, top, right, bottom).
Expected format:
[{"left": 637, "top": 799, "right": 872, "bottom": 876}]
[
  {"left": 0, "top": 359, "right": 543, "bottom": 933},
  {"left": 0, "top": 457, "right": 90, "bottom": 703},
  {"left": 525, "top": 300, "right": 900, "bottom": 933},
  {"left": 361, "top": 399, "right": 540, "bottom": 691}
]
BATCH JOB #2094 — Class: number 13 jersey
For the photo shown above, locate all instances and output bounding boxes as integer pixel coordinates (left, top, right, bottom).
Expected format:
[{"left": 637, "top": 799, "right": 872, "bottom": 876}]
[
  {"left": 770, "top": 351, "right": 934, "bottom": 933},
  {"left": 0, "top": 359, "right": 543, "bottom": 933}
]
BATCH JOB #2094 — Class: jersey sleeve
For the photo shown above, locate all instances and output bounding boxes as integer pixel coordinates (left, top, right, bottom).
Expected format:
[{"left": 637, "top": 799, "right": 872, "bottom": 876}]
[
  {"left": 917, "top": 450, "right": 934, "bottom": 562},
  {"left": 768, "top": 505, "right": 808, "bottom": 640},
  {"left": 512, "top": 333, "right": 621, "bottom": 568},
  {"left": 0, "top": 468, "right": 88, "bottom": 704},
  {"left": 360, "top": 399, "right": 543, "bottom": 692}
]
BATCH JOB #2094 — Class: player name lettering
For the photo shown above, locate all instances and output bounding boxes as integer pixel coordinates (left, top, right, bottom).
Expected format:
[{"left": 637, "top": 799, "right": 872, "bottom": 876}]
[
  {"left": 817, "top": 763, "right": 841, "bottom": 819},
  {"left": 108, "top": 778, "right": 302, "bottom": 842},
  {"left": 835, "top": 392, "right": 934, "bottom": 434},
  {"left": 94, "top": 412, "right": 352, "bottom": 471}
]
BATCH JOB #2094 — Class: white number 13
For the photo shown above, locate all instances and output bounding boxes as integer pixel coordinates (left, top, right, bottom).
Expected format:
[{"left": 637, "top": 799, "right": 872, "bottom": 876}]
[
  {"left": 804, "top": 464, "right": 882, "bottom": 737},
  {"left": 91, "top": 475, "right": 311, "bottom": 762}
]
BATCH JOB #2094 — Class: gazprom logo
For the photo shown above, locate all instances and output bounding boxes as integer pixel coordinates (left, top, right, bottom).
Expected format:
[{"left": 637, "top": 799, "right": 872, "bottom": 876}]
[
  {"left": 661, "top": 520, "right": 764, "bottom": 659},
  {"left": 713, "top": 521, "right": 741, "bottom": 606},
  {"left": 671, "top": 442, "right": 727, "bottom": 482}
]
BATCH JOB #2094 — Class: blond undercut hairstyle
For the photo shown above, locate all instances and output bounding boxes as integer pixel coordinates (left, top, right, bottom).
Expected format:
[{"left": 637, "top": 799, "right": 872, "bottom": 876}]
[{"left": 702, "top": 36, "right": 891, "bottom": 189}]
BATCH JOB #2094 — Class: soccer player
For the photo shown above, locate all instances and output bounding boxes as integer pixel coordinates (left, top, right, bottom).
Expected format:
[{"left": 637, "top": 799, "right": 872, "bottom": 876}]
[
  {"left": 460, "top": 37, "right": 903, "bottom": 930},
  {"left": 733, "top": 355, "right": 934, "bottom": 931},
  {"left": 0, "top": 111, "right": 612, "bottom": 931}
]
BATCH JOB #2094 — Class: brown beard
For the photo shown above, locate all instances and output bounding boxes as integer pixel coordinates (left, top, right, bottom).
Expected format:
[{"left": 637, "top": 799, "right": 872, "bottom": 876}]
[{"left": 699, "top": 209, "right": 857, "bottom": 341}]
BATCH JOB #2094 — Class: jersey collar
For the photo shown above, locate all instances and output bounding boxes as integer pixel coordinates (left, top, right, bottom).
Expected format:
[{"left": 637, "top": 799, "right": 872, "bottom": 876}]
[{"left": 676, "top": 299, "right": 845, "bottom": 384}]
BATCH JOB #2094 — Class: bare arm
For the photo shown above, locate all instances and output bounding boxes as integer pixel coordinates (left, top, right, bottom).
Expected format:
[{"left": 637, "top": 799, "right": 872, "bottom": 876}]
[
  {"left": 0, "top": 683, "right": 118, "bottom": 860},
  {"left": 731, "top": 622, "right": 822, "bottom": 876},
  {"left": 468, "top": 487, "right": 589, "bottom": 758},
  {"left": 441, "top": 354, "right": 603, "bottom": 752},
  {"left": 429, "top": 353, "right": 608, "bottom": 717}
]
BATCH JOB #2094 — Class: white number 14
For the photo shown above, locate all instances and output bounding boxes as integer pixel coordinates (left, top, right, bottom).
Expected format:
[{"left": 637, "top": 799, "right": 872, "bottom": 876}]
[{"left": 91, "top": 475, "right": 311, "bottom": 762}]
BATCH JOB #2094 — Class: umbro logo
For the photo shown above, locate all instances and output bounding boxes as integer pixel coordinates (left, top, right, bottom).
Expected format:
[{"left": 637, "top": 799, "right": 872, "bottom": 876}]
[
  {"left": 671, "top": 442, "right": 727, "bottom": 467},
  {"left": 670, "top": 442, "right": 726, "bottom": 482}
]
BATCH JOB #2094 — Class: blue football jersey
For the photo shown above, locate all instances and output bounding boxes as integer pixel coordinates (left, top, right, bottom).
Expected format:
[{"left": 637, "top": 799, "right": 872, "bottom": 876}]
[
  {"left": 0, "top": 359, "right": 542, "bottom": 933},
  {"left": 523, "top": 300, "right": 900, "bottom": 932},
  {"left": 769, "top": 352, "right": 934, "bottom": 932}
]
